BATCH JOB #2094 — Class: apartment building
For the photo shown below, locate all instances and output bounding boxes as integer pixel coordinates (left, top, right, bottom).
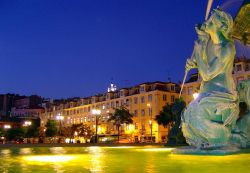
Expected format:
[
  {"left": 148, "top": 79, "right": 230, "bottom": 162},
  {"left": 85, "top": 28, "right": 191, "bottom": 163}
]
[{"left": 40, "top": 81, "right": 179, "bottom": 143}]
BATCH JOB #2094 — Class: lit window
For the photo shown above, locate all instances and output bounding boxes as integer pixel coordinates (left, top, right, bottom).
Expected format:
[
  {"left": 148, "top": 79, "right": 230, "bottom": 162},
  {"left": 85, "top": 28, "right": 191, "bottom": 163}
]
[
  {"left": 171, "top": 85, "right": 175, "bottom": 91},
  {"left": 140, "top": 86, "right": 145, "bottom": 92},
  {"left": 134, "top": 97, "right": 138, "bottom": 104},
  {"left": 141, "top": 109, "right": 145, "bottom": 116},
  {"left": 171, "top": 95, "right": 175, "bottom": 102},
  {"left": 134, "top": 110, "right": 138, "bottom": 117},
  {"left": 141, "top": 96, "right": 145, "bottom": 103},
  {"left": 148, "top": 94, "right": 152, "bottom": 102},
  {"left": 120, "top": 91, "right": 124, "bottom": 97},
  {"left": 163, "top": 94, "right": 167, "bottom": 101},
  {"left": 126, "top": 99, "right": 129, "bottom": 106}
]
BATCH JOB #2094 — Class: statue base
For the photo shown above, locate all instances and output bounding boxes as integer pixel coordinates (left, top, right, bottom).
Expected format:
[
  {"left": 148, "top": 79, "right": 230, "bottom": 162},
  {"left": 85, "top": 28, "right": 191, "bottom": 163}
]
[{"left": 172, "top": 146, "right": 240, "bottom": 155}]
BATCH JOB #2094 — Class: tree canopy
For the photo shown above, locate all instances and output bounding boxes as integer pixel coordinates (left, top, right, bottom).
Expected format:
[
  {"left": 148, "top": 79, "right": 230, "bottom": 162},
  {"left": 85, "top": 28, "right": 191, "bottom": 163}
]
[
  {"left": 45, "top": 119, "right": 58, "bottom": 137},
  {"left": 155, "top": 98, "right": 187, "bottom": 145},
  {"left": 108, "top": 106, "right": 133, "bottom": 142}
]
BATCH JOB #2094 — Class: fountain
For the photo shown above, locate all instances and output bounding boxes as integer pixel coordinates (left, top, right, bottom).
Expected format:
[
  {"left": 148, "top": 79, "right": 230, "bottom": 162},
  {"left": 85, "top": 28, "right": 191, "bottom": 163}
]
[{"left": 178, "top": 1, "right": 250, "bottom": 154}]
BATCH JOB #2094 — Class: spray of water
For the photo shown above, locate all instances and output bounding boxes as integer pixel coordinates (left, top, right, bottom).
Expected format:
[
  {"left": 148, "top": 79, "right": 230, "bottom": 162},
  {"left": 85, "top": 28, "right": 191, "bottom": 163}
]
[
  {"left": 205, "top": 0, "right": 214, "bottom": 20},
  {"left": 179, "top": 0, "right": 214, "bottom": 98}
]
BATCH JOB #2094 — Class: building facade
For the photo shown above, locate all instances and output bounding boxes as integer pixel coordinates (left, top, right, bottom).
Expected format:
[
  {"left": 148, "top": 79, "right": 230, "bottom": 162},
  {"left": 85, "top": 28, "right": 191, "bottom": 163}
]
[{"left": 40, "top": 82, "right": 179, "bottom": 143}]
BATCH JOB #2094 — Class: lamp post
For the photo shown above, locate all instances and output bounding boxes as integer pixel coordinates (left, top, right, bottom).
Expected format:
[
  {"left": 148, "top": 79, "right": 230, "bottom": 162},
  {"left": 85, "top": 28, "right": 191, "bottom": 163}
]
[
  {"left": 92, "top": 109, "right": 101, "bottom": 143},
  {"left": 56, "top": 113, "right": 64, "bottom": 136},
  {"left": 3, "top": 124, "right": 11, "bottom": 129},
  {"left": 147, "top": 103, "right": 153, "bottom": 143},
  {"left": 23, "top": 121, "right": 32, "bottom": 127}
]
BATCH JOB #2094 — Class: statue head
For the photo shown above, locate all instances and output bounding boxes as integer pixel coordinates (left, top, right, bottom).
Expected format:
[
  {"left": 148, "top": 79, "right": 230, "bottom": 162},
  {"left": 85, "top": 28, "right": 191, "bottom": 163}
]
[{"left": 204, "top": 8, "right": 233, "bottom": 40}]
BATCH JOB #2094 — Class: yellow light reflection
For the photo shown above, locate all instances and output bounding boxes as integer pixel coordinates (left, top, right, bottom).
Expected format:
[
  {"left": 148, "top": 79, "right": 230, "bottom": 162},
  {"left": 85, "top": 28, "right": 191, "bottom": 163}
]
[
  {"left": 23, "top": 155, "right": 75, "bottom": 163},
  {"left": 103, "top": 146, "right": 137, "bottom": 149},
  {"left": 20, "top": 148, "right": 32, "bottom": 155},
  {"left": 136, "top": 148, "right": 174, "bottom": 152},
  {"left": 170, "top": 154, "right": 250, "bottom": 161}
]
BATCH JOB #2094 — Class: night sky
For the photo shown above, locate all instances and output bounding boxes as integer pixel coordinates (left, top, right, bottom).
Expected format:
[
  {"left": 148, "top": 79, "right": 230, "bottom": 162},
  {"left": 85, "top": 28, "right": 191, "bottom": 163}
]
[{"left": 0, "top": 0, "right": 247, "bottom": 98}]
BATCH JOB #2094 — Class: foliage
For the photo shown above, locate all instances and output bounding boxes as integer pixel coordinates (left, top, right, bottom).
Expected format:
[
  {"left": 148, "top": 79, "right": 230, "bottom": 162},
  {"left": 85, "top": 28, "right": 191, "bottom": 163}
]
[
  {"left": 61, "top": 123, "right": 93, "bottom": 139},
  {"left": 70, "top": 123, "right": 93, "bottom": 138},
  {"left": 6, "top": 127, "right": 25, "bottom": 141},
  {"left": 0, "top": 128, "right": 6, "bottom": 137},
  {"left": 155, "top": 104, "right": 175, "bottom": 128},
  {"left": 108, "top": 106, "right": 133, "bottom": 142},
  {"left": 156, "top": 99, "right": 187, "bottom": 145},
  {"left": 24, "top": 119, "right": 40, "bottom": 138},
  {"left": 45, "top": 119, "right": 58, "bottom": 137}
]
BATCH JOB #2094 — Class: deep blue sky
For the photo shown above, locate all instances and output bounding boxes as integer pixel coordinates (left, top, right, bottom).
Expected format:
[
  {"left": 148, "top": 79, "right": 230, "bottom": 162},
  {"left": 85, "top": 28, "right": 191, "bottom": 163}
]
[{"left": 0, "top": 0, "right": 247, "bottom": 98}]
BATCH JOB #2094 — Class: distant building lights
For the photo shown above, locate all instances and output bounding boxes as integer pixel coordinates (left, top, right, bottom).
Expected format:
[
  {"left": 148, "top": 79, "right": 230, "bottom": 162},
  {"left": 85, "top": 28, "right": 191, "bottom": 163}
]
[
  {"left": 92, "top": 109, "right": 101, "bottom": 115},
  {"left": 4, "top": 125, "right": 11, "bottom": 129},
  {"left": 23, "top": 121, "right": 32, "bottom": 127},
  {"left": 108, "top": 83, "right": 117, "bottom": 92},
  {"left": 56, "top": 115, "right": 64, "bottom": 120}
]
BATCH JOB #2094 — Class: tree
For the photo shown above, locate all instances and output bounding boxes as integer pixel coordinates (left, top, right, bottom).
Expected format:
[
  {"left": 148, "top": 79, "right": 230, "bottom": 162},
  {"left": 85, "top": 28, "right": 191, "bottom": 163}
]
[
  {"left": 6, "top": 127, "right": 25, "bottom": 141},
  {"left": 60, "top": 124, "right": 94, "bottom": 141},
  {"left": 108, "top": 107, "right": 133, "bottom": 143},
  {"left": 24, "top": 119, "right": 40, "bottom": 138},
  {"left": 167, "top": 99, "right": 186, "bottom": 145},
  {"left": 155, "top": 99, "right": 187, "bottom": 145},
  {"left": 0, "top": 128, "right": 6, "bottom": 138},
  {"left": 155, "top": 103, "right": 175, "bottom": 128},
  {"left": 45, "top": 120, "right": 58, "bottom": 137},
  {"left": 73, "top": 123, "right": 93, "bottom": 138}
]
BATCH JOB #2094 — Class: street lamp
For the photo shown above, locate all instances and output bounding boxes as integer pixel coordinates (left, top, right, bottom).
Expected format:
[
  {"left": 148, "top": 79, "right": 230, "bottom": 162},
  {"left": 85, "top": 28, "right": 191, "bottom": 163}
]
[
  {"left": 92, "top": 109, "right": 101, "bottom": 143},
  {"left": 147, "top": 103, "right": 153, "bottom": 143},
  {"left": 4, "top": 124, "right": 11, "bottom": 129},
  {"left": 23, "top": 121, "right": 32, "bottom": 127},
  {"left": 56, "top": 113, "right": 64, "bottom": 136}
]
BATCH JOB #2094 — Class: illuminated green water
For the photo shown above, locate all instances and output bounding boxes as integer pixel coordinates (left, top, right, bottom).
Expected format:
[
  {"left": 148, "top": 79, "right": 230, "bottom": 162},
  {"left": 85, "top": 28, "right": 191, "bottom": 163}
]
[{"left": 0, "top": 146, "right": 250, "bottom": 173}]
